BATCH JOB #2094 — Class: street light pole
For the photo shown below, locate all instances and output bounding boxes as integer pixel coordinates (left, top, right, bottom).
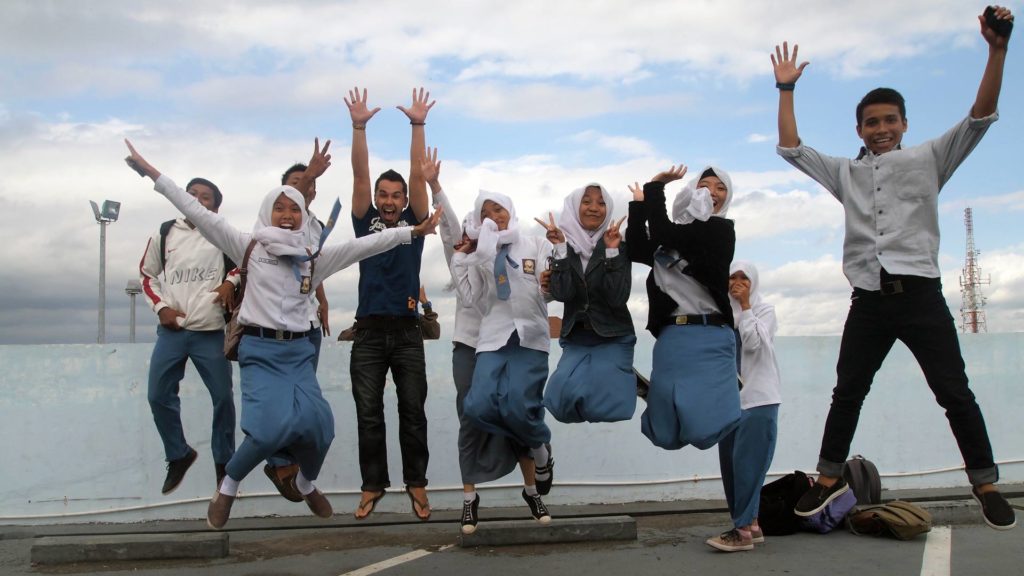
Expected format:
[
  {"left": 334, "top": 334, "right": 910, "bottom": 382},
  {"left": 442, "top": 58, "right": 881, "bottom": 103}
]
[
  {"left": 90, "top": 200, "right": 121, "bottom": 344},
  {"left": 125, "top": 279, "right": 142, "bottom": 343}
]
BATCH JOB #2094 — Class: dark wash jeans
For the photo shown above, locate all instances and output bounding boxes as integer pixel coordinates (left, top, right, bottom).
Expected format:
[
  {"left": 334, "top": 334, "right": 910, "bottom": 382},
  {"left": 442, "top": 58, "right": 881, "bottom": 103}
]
[
  {"left": 817, "top": 277, "right": 998, "bottom": 486},
  {"left": 350, "top": 322, "right": 429, "bottom": 491}
]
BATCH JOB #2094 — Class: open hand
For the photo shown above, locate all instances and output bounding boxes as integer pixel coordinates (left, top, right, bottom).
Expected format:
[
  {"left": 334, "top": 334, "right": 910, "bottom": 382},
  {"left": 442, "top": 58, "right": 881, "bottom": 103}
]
[
  {"left": 345, "top": 87, "right": 381, "bottom": 126},
  {"left": 421, "top": 147, "right": 441, "bottom": 184},
  {"left": 397, "top": 87, "right": 435, "bottom": 124},
  {"left": 771, "top": 42, "right": 809, "bottom": 85},
  {"left": 413, "top": 205, "right": 444, "bottom": 237},
  {"left": 651, "top": 164, "right": 687, "bottom": 184},
  {"left": 533, "top": 212, "right": 566, "bottom": 244}
]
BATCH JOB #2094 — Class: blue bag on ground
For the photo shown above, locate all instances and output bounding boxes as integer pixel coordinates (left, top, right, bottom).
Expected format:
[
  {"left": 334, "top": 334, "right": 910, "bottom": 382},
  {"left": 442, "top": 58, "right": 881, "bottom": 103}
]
[{"left": 800, "top": 489, "right": 858, "bottom": 534}]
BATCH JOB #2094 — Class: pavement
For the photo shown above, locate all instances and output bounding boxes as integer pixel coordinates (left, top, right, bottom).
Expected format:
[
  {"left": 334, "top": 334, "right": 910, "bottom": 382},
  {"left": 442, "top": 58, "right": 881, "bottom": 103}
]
[{"left": 1, "top": 484, "right": 1021, "bottom": 574}]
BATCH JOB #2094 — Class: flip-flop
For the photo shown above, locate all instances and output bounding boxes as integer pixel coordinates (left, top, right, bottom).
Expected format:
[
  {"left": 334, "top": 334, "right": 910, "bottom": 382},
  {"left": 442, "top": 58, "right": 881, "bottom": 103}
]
[
  {"left": 406, "top": 488, "right": 431, "bottom": 521},
  {"left": 354, "top": 490, "right": 385, "bottom": 520}
]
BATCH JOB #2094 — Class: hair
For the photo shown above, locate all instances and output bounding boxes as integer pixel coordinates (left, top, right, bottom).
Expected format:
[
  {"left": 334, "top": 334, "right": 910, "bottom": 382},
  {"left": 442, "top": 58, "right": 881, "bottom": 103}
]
[
  {"left": 856, "top": 88, "right": 906, "bottom": 126},
  {"left": 374, "top": 169, "right": 408, "bottom": 197},
  {"left": 699, "top": 168, "right": 717, "bottom": 180},
  {"left": 186, "top": 177, "right": 222, "bottom": 208},
  {"left": 280, "top": 163, "right": 308, "bottom": 185}
]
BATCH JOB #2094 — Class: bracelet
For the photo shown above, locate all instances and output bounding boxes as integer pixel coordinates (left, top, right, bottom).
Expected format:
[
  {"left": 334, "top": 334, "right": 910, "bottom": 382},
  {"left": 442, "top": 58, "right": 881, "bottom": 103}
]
[
  {"left": 352, "top": 123, "right": 366, "bottom": 130},
  {"left": 776, "top": 82, "right": 796, "bottom": 91},
  {"left": 410, "top": 121, "right": 425, "bottom": 126}
]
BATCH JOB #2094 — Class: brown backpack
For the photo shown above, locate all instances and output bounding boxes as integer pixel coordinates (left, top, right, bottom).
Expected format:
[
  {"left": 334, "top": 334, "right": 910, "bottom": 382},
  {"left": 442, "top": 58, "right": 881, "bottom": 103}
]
[{"left": 848, "top": 501, "right": 932, "bottom": 540}]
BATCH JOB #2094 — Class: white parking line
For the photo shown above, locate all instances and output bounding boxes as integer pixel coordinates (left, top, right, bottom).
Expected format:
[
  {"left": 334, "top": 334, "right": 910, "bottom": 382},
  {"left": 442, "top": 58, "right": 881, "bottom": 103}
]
[
  {"left": 920, "top": 525, "right": 952, "bottom": 576},
  {"left": 338, "top": 545, "right": 454, "bottom": 576}
]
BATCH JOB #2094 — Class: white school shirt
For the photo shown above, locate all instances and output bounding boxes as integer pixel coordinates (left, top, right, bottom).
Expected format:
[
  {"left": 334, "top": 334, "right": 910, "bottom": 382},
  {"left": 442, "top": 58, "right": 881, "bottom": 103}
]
[
  {"left": 777, "top": 111, "right": 996, "bottom": 291},
  {"left": 735, "top": 305, "right": 782, "bottom": 409},
  {"left": 433, "top": 189, "right": 482, "bottom": 348},
  {"left": 306, "top": 213, "right": 323, "bottom": 330},
  {"left": 156, "top": 175, "right": 412, "bottom": 332},
  {"left": 452, "top": 234, "right": 552, "bottom": 354},
  {"left": 139, "top": 219, "right": 239, "bottom": 331}
]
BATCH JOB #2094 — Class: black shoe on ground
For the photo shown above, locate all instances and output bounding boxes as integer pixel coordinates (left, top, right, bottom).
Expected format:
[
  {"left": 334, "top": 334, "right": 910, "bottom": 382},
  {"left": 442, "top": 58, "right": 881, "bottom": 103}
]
[
  {"left": 461, "top": 494, "right": 480, "bottom": 535},
  {"left": 793, "top": 478, "right": 849, "bottom": 517},
  {"left": 535, "top": 443, "right": 554, "bottom": 496},
  {"left": 161, "top": 447, "right": 198, "bottom": 495},
  {"left": 973, "top": 487, "right": 1017, "bottom": 530},
  {"left": 634, "top": 368, "right": 650, "bottom": 401},
  {"left": 521, "top": 489, "right": 551, "bottom": 525}
]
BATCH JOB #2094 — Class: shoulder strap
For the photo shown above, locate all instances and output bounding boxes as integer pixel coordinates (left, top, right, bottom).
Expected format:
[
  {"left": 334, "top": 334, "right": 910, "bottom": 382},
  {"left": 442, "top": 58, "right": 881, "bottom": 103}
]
[
  {"left": 158, "top": 219, "right": 176, "bottom": 273},
  {"left": 236, "top": 240, "right": 259, "bottom": 304}
]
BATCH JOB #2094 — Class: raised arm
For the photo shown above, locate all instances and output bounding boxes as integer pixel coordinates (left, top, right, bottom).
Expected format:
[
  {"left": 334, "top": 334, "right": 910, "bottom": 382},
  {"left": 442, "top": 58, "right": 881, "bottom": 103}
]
[
  {"left": 397, "top": 87, "right": 435, "bottom": 222},
  {"left": 421, "top": 147, "right": 461, "bottom": 266},
  {"left": 316, "top": 208, "right": 442, "bottom": 282},
  {"left": 625, "top": 182, "right": 655, "bottom": 266},
  {"left": 771, "top": 42, "right": 809, "bottom": 148},
  {"left": 345, "top": 87, "right": 381, "bottom": 219},
  {"left": 972, "top": 6, "right": 1013, "bottom": 118}
]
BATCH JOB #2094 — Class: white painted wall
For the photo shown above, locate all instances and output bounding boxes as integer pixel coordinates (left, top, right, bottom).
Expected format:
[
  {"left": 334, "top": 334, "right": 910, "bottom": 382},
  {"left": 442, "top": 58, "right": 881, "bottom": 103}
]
[{"left": 1, "top": 333, "right": 1021, "bottom": 524}]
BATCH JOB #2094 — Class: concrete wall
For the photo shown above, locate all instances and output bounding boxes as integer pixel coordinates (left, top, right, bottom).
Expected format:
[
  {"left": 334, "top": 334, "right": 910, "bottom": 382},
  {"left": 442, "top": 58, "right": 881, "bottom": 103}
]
[{"left": 1, "top": 333, "right": 1021, "bottom": 524}]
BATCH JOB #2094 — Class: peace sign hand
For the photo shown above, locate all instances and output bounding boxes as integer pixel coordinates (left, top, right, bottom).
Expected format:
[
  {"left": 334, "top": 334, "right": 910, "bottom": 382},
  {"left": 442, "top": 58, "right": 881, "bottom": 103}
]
[
  {"left": 533, "top": 212, "right": 565, "bottom": 244},
  {"left": 603, "top": 215, "right": 627, "bottom": 250},
  {"left": 307, "top": 137, "right": 332, "bottom": 178},
  {"left": 628, "top": 182, "right": 644, "bottom": 202}
]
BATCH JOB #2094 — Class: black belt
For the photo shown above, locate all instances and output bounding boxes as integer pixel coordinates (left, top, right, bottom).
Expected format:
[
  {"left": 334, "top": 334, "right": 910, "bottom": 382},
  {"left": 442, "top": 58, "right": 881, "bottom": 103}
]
[
  {"left": 664, "top": 313, "right": 729, "bottom": 327},
  {"left": 242, "top": 326, "right": 313, "bottom": 340},
  {"left": 355, "top": 315, "right": 419, "bottom": 330},
  {"left": 855, "top": 273, "right": 940, "bottom": 297}
]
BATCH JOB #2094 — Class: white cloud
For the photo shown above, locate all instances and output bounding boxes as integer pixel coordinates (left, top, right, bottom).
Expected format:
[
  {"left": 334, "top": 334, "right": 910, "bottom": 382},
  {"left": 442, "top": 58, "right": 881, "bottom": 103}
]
[{"left": 746, "top": 133, "right": 771, "bottom": 143}]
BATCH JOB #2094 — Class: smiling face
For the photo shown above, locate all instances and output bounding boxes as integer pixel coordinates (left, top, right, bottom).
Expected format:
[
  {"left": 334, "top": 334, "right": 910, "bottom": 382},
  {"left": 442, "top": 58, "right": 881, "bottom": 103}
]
[
  {"left": 729, "top": 270, "right": 750, "bottom": 292},
  {"left": 188, "top": 183, "right": 219, "bottom": 213},
  {"left": 856, "top": 103, "right": 907, "bottom": 155},
  {"left": 271, "top": 193, "right": 303, "bottom": 229},
  {"left": 698, "top": 175, "right": 729, "bottom": 214},
  {"left": 578, "top": 186, "right": 607, "bottom": 231},
  {"left": 480, "top": 200, "right": 510, "bottom": 231},
  {"left": 284, "top": 170, "right": 315, "bottom": 208},
  {"left": 375, "top": 180, "right": 407, "bottom": 226}
]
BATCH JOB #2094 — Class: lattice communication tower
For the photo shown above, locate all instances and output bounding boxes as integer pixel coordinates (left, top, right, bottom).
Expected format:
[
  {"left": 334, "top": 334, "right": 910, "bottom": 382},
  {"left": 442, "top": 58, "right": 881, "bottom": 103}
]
[{"left": 959, "top": 207, "right": 990, "bottom": 333}]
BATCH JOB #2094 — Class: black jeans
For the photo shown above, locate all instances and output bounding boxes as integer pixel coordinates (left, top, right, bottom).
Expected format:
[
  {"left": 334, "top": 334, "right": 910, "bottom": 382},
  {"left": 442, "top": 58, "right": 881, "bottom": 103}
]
[
  {"left": 817, "top": 276, "right": 998, "bottom": 485},
  {"left": 350, "top": 322, "right": 429, "bottom": 491}
]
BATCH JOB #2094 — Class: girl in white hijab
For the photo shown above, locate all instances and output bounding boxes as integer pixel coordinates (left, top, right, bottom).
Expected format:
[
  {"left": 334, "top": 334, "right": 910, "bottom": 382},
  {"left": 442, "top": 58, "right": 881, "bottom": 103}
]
[
  {"left": 451, "top": 189, "right": 556, "bottom": 527},
  {"left": 708, "top": 259, "right": 782, "bottom": 552},
  {"left": 625, "top": 163, "right": 741, "bottom": 476},
  {"left": 541, "top": 183, "right": 637, "bottom": 424},
  {"left": 124, "top": 140, "right": 440, "bottom": 529}
]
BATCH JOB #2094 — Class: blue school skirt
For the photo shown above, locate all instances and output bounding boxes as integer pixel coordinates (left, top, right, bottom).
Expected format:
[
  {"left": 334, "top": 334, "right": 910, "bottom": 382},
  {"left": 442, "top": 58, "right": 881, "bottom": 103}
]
[
  {"left": 641, "top": 323, "right": 740, "bottom": 450},
  {"left": 544, "top": 331, "right": 637, "bottom": 423},
  {"left": 465, "top": 333, "right": 551, "bottom": 449}
]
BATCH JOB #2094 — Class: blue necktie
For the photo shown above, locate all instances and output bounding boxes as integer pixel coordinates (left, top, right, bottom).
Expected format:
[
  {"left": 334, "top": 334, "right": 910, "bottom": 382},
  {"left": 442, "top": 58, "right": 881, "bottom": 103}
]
[
  {"left": 290, "top": 198, "right": 342, "bottom": 281},
  {"left": 495, "top": 244, "right": 516, "bottom": 300}
]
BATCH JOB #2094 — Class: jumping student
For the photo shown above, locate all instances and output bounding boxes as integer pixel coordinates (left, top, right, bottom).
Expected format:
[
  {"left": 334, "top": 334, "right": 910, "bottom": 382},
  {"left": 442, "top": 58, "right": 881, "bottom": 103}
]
[
  {"left": 123, "top": 139, "right": 441, "bottom": 529},
  {"left": 539, "top": 184, "right": 636, "bottom": 424},
  {"left": 772, "top": 5, "right": 1016, "bottom": 530},
  {"left": 625, "top": 165, "right": 740, "bottom": 452},
  {"left": 706, "top": 260, "right": 782, "bottom": 552},
  {"left": 451, "top": 190, "right": 556, "bottom": 526},
  {"left": 139, "top": 176, "right": 237, "bottom": 495},
  {"left": 420, "top": 149, "right": 531, "bottom": 534}
]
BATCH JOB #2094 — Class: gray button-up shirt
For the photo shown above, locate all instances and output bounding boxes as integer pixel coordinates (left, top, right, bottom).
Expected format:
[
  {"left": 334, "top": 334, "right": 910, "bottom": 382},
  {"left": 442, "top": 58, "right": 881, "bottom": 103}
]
[{"left": 777, "top": 111, "right": 997, "bottom": 291}]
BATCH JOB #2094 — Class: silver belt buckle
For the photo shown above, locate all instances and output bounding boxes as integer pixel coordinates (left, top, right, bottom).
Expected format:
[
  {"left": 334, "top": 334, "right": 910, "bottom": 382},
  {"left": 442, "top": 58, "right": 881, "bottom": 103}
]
[{"left": 275, "top": 329, "right": 285, "bottom": 340}]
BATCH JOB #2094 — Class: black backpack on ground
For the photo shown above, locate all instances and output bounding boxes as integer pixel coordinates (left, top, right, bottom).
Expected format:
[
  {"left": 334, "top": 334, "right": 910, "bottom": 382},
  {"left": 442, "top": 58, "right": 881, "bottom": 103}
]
[
  {"left": 758, "top": 470, "right": 814, "bottom": 535},
  {"left": 843, "top": 455, "right": 882, "bottom": 506}
]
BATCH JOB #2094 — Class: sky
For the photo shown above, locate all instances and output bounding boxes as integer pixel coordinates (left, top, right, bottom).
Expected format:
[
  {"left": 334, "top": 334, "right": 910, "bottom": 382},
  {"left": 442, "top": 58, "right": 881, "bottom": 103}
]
[{"left": 1, "top": 0, "right": 1022, "bottom": 345}]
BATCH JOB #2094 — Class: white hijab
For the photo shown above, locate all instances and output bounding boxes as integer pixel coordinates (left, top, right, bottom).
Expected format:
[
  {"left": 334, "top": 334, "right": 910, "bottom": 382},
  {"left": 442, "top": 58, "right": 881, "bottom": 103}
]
[
  {"left": 559, "top": 183, "right": 614, "bottom": 265},
  {"left": 672, "top": 165, "right": 733, "bottom": 223},
  {"left": 252, "top": 186, "right": 313, "bottom": 275},
  {"left": 466, "top": 190, "right": 520, "bottom": 263},
  {"left": 729, "top": 259, "right": 767, "bottom": 320}
]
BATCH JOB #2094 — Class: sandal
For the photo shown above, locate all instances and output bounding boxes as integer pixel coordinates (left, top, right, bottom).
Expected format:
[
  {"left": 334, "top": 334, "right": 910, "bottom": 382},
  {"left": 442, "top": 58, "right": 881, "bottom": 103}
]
[
  {"left": 406, "top": 487, "right": 431, "bottom": 521},
  {"left": 354, "top": 490, "right": 385, "bottom": 520}
]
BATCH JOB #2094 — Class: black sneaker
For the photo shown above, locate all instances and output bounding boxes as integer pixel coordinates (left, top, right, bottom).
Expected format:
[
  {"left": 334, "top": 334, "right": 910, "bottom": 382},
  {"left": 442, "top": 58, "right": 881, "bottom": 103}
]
[
  {"left": 522, "top": 490, "right": 551, "bottom": 525},
  {"left": 973, "top": 487, "right": 1017, "bottom": 530},
  {"left": 535, "top": 443, "right": 554, "bottom": 496},
  {"left": 793, "top": 478, "right": 849, "bottom": 517},
  {"left": 161, "top": 447, "right": 197, "bottom": 495},
  {"left": 461, "top": 494, "right": 480, "bottom": 535}
]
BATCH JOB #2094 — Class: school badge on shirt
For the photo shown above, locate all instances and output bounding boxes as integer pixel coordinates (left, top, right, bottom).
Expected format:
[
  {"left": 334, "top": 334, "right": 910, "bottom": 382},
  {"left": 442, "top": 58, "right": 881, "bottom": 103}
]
[{"left": 522, "top": 259, "right": 536, "bottom": 275}]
